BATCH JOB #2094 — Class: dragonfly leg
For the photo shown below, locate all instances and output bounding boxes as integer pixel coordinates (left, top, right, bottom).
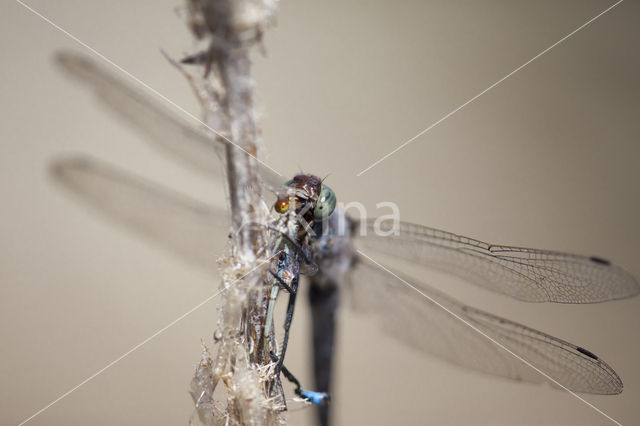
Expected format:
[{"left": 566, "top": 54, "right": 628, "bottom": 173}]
[
  {"left": 269, "top": 269, "right": 294, "bottom": 294},
  {"left": 275, "top": 276, "right": 298, "bottom": 374},
  {"left": 269, "top": 273, "right": 329, "bottom": 404},
  {"left": 269, "top": 351, "right": 330, "bottom": 405},
  {"left": 243, "top": 222, "right": 315, "bottom": 266},
  {"left": 264, "top": 266, "right": 295, "bottom": 343}
]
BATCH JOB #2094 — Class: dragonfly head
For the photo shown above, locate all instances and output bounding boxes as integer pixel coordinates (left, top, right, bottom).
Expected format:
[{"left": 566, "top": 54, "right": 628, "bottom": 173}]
[{"left": 274, "top": 174, "right": 336, "bottom": 223}]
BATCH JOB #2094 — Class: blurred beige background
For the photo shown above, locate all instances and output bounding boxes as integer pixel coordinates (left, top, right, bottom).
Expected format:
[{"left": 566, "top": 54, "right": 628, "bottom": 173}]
[{"left": 2, "top": 0, "right": 640, "bottom": 424}]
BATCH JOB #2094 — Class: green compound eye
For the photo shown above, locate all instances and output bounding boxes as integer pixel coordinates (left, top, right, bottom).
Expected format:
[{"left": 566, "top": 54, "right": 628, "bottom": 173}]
[{"left": 314, "top": 184, "right": 336, "bottom": 220}]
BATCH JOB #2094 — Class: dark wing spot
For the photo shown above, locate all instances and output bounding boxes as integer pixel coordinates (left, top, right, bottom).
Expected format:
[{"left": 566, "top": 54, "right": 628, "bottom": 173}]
[
  {"left": 576, "top": 346, "right": 599, "bottom": 360},
  {"left": 590, "top": 256, "right": 611, "bottom": 266}
]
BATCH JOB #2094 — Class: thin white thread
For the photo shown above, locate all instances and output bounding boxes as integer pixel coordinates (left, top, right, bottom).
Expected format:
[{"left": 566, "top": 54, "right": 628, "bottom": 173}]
[
  {"left": 356, "top": 249, "right": 622, "bottom": 426},
  {"left": 357, "top": 0, "right": 624, "bottom": 176},
  {"left": 17, "top": 254, "right": 277, "bottom": 426},
  {"left": 14, "top": 0, "right": 625, "bottom": 423},
  {"left": 15, "top": 0, "right": 283, "bottom": 178}
]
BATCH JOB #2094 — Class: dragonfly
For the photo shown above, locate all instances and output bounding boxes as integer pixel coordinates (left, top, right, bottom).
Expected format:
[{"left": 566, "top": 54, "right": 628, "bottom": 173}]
[{"left": 53, "top": 51, "right": 639, "bottom": 426}]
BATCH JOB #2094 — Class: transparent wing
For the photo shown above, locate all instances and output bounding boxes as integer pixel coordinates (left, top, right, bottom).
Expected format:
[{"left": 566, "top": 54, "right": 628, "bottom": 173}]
[
  {"left": 51, "top": 155, "right": 230, "bottom": 275},
  {"left": 54, "top": 51, "right": 285, "bottom": 190},
  {"left": 349, "top": 257, "right": 623, "bottom": 394},
  {"left": 354, "top": 220, "right": 639, "bottom": 303}
]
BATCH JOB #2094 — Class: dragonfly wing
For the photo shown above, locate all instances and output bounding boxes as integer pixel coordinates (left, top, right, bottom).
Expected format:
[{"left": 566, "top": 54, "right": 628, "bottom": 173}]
[
  {"left": 54, "top": 51, "right": 285, "bottom": 190},
  {"left": 353, "top": 220, "right": 639, "bottom": 303},
  {"left": 51, "top": 155, "right": 229, "bottom": 275},
  {"left": 348, "top": 257, "right": 623, "bottom": 394}
]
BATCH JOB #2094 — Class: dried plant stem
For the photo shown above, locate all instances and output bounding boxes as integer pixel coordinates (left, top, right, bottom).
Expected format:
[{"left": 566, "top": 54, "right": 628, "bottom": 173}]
[
  {"left": 220, "top": 51, "right": 264, "bottom": 257},
  {"left": 182, "top": 1, "right": 283, "bottom": 425}
]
